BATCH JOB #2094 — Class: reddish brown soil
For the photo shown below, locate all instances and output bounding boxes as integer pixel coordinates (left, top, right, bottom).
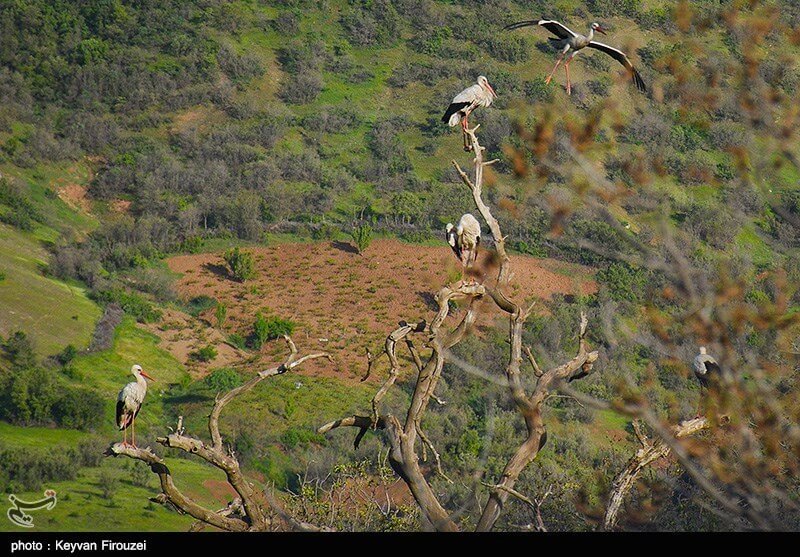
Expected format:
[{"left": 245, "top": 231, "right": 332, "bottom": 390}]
[
  {"left": 57, "top": 183, "right": 92, "bottom": 213},
  {"left": 140, "top": 308, "right": 247, "bottom": 377},
  {"left": 201, "top": 479, "right": 238, "bottom": 503},
  {"left": 163, "top": 240, "right": 595, "bottom": 383}
]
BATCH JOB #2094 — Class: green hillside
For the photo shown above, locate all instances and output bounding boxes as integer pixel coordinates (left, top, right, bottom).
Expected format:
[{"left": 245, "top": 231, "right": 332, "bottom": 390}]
[{"left": 0, "top": 0, "right": 798, "bottom": 532}]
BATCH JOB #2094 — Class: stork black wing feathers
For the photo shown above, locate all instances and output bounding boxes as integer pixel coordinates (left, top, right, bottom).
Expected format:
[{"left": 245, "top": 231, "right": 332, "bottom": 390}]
[
  {"left": 586, "top": 41, "right": 647, "bottom": 93},
  {"left": 503, "top": 19, "right": 575, "bottom": 39},
  {"left": 442, "top": 102, "right": 471, "bottom": 123},
  {"left": 704, "top": 360, "right": 721, "bottom": 376},
  {"left": 116, "top": 399, "right": 126, "bottom": 430}
]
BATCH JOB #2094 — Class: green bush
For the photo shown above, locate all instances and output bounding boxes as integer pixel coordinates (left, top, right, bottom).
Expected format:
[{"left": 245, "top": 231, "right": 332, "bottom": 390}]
[
  {"left": 280, "top": 427, "right": 325, "bottom": 449},
  {"left": 204, "top": 368, "right": 243, "bottom": 391},
  {"left": 185, "top": 295, "right": 217, "bottom": 317},
  {"left": 56, "top": 344, "right": 77, "bottom": 366},
  {"left": 0, "top": 447, "right": 78, "bottom": 492},
  {"left": 98, "top": 469, "right": 119, "bottom": 500},
  {"left": 350, "top": 223, "right": 373, "bottom": 255},
  {"left": 596, "top": 262, "right": 648, "bottom": 304},
  {"left": 93, "top": 289, "right": 162, "bottom": 323},
  {"left": 215, "top": 302, "right": 227, "bottom": 330},
  {"left": 248, "top": 313, "right": 296, "bottom": 350},
  {"left": 0, "top": 179, "right": 42, "bottom": 231},
  {"left": 190, "top": 345, "right": 218, "bottom": 362},
  {"left": 227, "top": 333, "right": 247, "bottom": 350},
  {"left": 180, "top": 236, "right": 205, "bottom": 254},
  {"left": 223, "top": 247, "right": 256, "bottom": 282},
  {"left": 51, "top": 388, "right": 105, "bottom": 430}
]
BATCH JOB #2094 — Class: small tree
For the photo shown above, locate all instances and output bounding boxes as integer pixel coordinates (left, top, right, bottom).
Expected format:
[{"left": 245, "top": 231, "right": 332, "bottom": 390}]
[
  {"left": 215, "top": 302, "right": 228, "bottom": 330},
  {"left": 98, "top": 469, "right": 119, "bottom": 500},
  {"left": 190, "top": 345, "right": 218, "bottom": 363},
  {"left": 223, "top": 247, "right": 256, "bottom": 282},
  {"left": 350, "top": 223, "right": 373, "bottom": 255},
  {"left": 249, "top": 313, "right": 296, "bottom": 350}
]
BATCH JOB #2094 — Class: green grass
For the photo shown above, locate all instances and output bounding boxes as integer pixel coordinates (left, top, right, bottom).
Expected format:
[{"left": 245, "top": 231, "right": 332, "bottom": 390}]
[
  {"left": 0, "top": 421, "right": 88, "bottom": 450},
  {"left": 0, "top": 223, "right": 101, "bottom": 357},
  {"left": 69, "top": 317, "right": 189, "bottom": 435},
  {"left": 0, "top": 457, "right": 228, "bottom": 532}
]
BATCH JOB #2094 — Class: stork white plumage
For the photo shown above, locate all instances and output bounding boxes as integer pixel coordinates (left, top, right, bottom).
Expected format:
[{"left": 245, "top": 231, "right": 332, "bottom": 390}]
[
  {"left": 692, "top": 346, "right": 721, "bottom": 417},
  {"left": 446, "top": 213, "right": 482, "bottom": 280},
  {"left": 116, "top": 364, "right": 155, "bottom": 447},
  {"left": 442, "top": 76, "right": 497, "bottom": 150},
  {"left": 504, "top": 19, "right": 646, "bottom": 95}
]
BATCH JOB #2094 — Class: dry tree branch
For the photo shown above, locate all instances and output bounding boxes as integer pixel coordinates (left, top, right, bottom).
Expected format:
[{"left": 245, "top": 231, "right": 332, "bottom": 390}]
[
  {"left": 323, "top": 126, "right": 600, "bottom": 532},
  {"left": 603, "top": 418, "right": 709, "bottom": 530},
  {"left": 106, "top": 336, "right": 331, "bottom": 532}
]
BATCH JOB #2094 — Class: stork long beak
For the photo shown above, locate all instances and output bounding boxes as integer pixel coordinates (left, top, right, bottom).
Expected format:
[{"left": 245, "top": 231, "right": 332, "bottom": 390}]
[
  {"left": 140, "top": 371, "right": 155, "bottom": 381},
  {"left": 596, "top": 25, "right": 608, "bottom": 35},
  {"left": 486, "top": 82, "right": 497, "bottom": 98}
]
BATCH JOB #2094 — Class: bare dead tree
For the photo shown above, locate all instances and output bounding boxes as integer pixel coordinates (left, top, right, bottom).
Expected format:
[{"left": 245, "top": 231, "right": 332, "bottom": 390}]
[
  {"left": 105, "top": 336, "right": 332, "bottom": 532},
  {"left": 320, "top": 126, "right": 600, "bottom": 531},
  {"left": 603, "top": 418, "right": 709, "bottom": 530}
]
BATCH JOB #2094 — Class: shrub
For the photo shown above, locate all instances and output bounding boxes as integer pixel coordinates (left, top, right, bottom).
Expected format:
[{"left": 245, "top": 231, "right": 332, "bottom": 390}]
[
  {"left": 0, "top": 178, "right": 42, "bottom": 231},
  {"left": 281, "top": 427, "right": 325, "bottom": 449},
  {"left": 248, "top": 313, "right": 296, "bottom": 350},
  {"left": 190, "top": 345, "right": 218, "bottom": 362},
  {"left": 217, "top": 44, "right": 264, "bottom": 84},
  {"left": 56, "top": 344, "right": 78, "bottom": 366},
  {"left": 93, "top": 289, "right": 162, "bottom": 323},
  {"left": 597, "top": 262, "right": 649, "bottom": 304},
  {"left": 204, "top": 368, "right": 243, "bottom": 391},
  {"left": 350, "top": 223, "right": 373, "bottom": 254},
  {"left": 223, "top": 247, "right": 256, "bottom": 282},
  {"left": 227, "top": 333, "right": 247, "bottom": 350},
  {"left": 185, "top": 295, "right": 218, "bottom": 317},
  {"left": 179, "top": 236, "right": 205, "bottom": 254},
  {"left": 52, "top": 388, "right": 105, "bottom": 430},
  {"left": 98, "top": 469, "right": 119, "bottom": 500},
  {"left": 215, "top": 302, "right": 227, "bottom": 330},
  {"left": 280, "top": 72, "right": 324, "bottom": 105}
]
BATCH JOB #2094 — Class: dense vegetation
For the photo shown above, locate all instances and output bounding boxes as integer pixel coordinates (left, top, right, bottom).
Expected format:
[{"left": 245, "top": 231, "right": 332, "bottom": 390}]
[{"left": 0, "top": 0, "right": 798, "bottom": 532}]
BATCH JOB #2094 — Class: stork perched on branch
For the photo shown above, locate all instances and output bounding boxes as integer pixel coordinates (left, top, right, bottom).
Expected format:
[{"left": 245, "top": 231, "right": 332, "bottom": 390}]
[
  {"left": 692, "top": 346, "right": 721, "bottom": 417},
  {"left": 442, "top": 76, "right": 497, "bottom": 151},
  {"left": 116, "top": 364, "right": 155, "bottom": 448},
  {"left": 446, "top": 213, "right": 481, "bottom": 281},
  {"left": 503, "top": 19, "right": 646, "bottom": 95}
]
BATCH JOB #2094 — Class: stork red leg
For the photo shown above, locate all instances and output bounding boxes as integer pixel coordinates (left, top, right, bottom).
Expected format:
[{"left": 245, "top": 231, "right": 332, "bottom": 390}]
[
  {"left": 462, "top": 114, "right": 471, "bottom": 151},
  {"left": 545, "top": 53, "right": 565, "bottom": 85},
  {"left": 565, "top": 60, "right": 572, "bottom": 95}
]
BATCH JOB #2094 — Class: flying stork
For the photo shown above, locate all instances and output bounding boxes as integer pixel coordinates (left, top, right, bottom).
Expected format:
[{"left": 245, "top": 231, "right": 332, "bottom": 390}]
[
  {"left": 446, "top": 213, "right": 482, "bottom": 281},
  {"left": 692, "top": 346, "right": 721, "bottom": 416},
  {"left": 116, "top": 364, "right": 155, "bottom": 448},
  {"left": 442, "top": 76, "right": 497, "bottom": 150},
  {"left": 503, "top": 19, "right": 646, "bottom": 96}
]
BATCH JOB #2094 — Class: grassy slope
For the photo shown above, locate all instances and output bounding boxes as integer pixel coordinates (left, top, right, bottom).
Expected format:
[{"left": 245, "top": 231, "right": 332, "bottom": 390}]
[{"left": 0, "top": 223, "right": 100, "bottom": 357}]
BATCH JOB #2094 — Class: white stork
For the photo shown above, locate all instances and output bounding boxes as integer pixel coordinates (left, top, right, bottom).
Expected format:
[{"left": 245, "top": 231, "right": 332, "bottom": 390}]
[
  {"left": 116, "top": 364, "right": 155, "bottom": 447},
  {"left": 446, "top": 213, "right": 482, "bottom": 280},
  {"left": 442, "top": 76, "right": 497, "bottom": 150},
  {"left": 692, "top": 346, "right": 721, "bottom": 416},
  {"left": 504, "top": 19, "right": 646, "bottom": 95}
]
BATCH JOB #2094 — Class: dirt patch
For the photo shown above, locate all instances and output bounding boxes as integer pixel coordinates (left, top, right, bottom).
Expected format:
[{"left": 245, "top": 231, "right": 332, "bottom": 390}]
[
  {"left": 163, "top": 240, "right": 595, "bottom": 383},
  {"left": 140, "top": 308, "right": 247, "bottom": 378},
  {"left": 58, "top": 183, "right": 92, "bottom": 213},
  {"left": 202, "top": 479, "right": 238, "bottom": 503},
  {"left": 110, "top": 199, "right": 131, "bottom": 214}
]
